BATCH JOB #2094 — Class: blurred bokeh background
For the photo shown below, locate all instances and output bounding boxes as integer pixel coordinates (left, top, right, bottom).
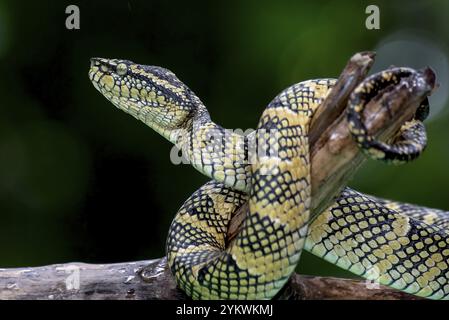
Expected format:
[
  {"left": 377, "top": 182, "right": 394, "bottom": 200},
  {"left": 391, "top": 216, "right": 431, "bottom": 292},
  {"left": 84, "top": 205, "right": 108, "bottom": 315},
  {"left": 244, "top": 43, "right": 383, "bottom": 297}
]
[{"left": 0, "top": 0, "right": 448, "bottom": 280}]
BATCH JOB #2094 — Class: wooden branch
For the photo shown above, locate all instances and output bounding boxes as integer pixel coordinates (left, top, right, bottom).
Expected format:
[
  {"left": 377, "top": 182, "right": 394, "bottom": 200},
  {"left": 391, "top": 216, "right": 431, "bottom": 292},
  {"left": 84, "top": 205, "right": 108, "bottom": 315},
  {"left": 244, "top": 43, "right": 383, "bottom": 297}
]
[
  {"left": 310, "top": 67, "right": 435, "bottom": 216},
  {"left": 0, "top": 257, "right": 422, "bottom": 300},
  {"left": 309, "top": 51, "right": 376, "bottom": 146},
  {"left": 0, "top": 53, "right": 436, "bottom": 300}
]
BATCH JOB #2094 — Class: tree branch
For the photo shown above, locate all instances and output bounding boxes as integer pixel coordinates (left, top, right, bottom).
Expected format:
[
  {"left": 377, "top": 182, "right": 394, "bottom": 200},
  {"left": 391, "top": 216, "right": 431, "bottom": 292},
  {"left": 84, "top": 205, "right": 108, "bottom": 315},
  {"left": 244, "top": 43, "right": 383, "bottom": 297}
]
[
  {"left": 0, "top": 52, "right": 436, "bottom": 300},
  {"left": 0, "top": 257, "right": 423, "bottom": 300}
]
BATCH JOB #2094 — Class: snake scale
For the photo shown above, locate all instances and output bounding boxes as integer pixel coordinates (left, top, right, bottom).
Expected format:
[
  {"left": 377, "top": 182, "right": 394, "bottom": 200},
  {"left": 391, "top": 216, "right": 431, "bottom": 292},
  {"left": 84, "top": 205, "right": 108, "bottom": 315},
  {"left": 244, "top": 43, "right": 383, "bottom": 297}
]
[{"left": 89, "top": 58, "right": 449, "bottom": 300}]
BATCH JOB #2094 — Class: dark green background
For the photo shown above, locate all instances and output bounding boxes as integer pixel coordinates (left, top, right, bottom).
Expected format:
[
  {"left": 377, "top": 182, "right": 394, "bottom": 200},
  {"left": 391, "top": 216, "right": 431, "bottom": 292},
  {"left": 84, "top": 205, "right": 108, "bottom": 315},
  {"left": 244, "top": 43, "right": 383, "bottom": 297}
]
[{"left": 0, "top": 1, "right": 448, "bottom": 279}]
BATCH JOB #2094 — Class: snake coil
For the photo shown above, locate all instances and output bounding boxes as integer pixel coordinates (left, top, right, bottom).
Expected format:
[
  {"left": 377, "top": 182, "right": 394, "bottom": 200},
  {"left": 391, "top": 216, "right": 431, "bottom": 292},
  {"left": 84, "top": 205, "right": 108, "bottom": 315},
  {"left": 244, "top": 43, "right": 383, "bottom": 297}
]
[{"left": 89, "top": 58, "right": 449, "bottom": 300}]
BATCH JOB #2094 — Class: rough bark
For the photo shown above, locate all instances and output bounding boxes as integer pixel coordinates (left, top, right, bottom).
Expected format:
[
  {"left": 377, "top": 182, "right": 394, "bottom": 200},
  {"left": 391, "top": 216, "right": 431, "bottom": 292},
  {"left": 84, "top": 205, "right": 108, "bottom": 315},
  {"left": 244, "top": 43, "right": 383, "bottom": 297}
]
[
  {"left": 0, "top": 52, "right": 436, "bottom": 300},
  {"left": 0, "top": 258, "right": 423, "bottom": 300}
]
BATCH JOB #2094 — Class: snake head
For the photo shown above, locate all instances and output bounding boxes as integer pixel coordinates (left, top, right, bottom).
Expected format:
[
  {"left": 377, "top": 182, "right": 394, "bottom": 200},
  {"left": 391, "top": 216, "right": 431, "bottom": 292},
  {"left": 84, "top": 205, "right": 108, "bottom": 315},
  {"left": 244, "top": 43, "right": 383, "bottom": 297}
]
[{"left": 89, "top": 58, "right": 199, "bottom": 130}]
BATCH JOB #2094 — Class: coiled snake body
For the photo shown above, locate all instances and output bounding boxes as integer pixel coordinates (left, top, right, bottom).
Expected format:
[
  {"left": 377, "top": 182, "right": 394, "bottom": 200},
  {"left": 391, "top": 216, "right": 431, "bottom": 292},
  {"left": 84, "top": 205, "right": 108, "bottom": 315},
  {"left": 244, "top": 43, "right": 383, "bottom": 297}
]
[{"left": 89, "top": 58, "right": 449, "bottom": 300}]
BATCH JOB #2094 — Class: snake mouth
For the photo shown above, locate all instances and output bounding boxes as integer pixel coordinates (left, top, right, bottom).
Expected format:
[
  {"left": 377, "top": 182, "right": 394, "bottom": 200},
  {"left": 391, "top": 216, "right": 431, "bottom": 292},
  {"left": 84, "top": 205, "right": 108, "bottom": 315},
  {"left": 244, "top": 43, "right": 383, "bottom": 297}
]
[
  {"left": 88, "top": 58, "right": 102, "bottom": 82},
  {"left": 88, "top": 57, "right": 119, "bottom": 81},
  {"left": 88, "top": 57, "right": 118, "bottom": 87}
]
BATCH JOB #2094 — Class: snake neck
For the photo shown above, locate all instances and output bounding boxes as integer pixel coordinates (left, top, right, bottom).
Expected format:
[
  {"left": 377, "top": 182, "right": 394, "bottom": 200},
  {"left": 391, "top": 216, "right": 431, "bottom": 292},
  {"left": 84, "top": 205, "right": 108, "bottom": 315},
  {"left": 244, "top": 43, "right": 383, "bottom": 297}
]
[
  {"left": 171, "top": 105, "right": 252, "bottom": 193},
  {"left": 141, "top": 102, "right": 206, "bottom": 146}
]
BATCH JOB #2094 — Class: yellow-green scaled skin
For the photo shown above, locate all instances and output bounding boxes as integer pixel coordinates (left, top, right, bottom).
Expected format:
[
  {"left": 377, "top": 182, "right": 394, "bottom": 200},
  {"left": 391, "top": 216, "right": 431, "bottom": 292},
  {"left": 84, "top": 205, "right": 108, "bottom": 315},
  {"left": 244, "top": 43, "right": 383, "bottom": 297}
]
[{"left": 89, "top": 58, "right": 449, "bottom": 300}]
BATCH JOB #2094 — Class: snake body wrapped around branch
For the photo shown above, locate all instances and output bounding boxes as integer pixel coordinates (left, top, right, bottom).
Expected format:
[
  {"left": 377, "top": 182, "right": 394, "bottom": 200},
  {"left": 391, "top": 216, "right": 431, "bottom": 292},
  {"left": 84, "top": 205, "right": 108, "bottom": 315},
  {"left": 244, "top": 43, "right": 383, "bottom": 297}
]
[{"left": 89, "top": 57, "right": 449, "bottom": 300}]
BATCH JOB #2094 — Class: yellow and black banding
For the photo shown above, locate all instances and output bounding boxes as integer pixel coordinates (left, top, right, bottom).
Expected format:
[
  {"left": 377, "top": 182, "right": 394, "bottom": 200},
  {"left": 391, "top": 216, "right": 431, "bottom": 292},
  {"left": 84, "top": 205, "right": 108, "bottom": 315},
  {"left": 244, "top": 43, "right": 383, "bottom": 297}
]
[
  {"left": 167, "top": 80, "right": 335, "bottom": 299},
  {"left": 306, "top": 187, "right": 449, "bottom": 299},
  {"left": 89, "top": 58, "right": 449, "bottom": 300},
  {"left": 347, "top": 67, "right": 428, "bottom": 164}
]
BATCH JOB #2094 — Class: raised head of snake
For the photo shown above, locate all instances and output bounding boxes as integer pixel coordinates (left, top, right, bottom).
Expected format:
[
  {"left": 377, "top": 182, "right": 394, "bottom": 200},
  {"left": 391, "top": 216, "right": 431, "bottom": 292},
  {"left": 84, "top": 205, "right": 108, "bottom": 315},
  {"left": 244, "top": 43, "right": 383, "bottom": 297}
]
[
  {"left": 89, "top": 58, "right": 210, "bottom": 144},
  {"left": 90, "top": 58, "right": 251, "bottom": 191}
]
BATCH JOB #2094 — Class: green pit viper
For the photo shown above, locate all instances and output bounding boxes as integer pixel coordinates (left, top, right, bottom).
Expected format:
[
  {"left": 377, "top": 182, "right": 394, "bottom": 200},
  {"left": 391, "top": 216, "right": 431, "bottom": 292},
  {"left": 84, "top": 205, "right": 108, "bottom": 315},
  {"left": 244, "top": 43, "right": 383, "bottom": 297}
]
[{"left": 89, "top": 58, "right": 449, "bottom": 300}]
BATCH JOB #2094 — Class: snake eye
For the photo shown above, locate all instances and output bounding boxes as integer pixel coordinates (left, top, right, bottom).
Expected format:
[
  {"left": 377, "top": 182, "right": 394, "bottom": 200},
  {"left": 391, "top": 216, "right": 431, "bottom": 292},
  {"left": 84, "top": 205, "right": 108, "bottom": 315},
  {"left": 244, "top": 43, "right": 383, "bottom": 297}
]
[{"left": 116, "top": 63, "right": 128, "bottom": 76}]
